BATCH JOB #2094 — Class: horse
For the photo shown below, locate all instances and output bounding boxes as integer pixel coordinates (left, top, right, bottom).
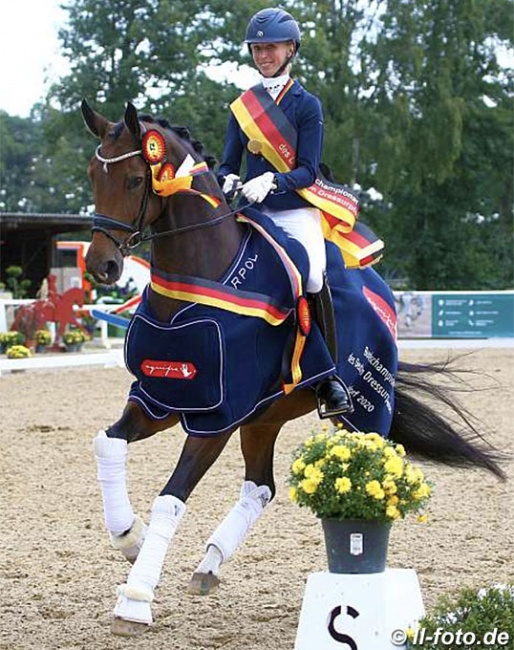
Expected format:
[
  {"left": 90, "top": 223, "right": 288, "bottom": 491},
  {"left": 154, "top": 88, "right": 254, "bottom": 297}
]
[{"left": 80, "top": 100, "right": 505, "bottom": 637}]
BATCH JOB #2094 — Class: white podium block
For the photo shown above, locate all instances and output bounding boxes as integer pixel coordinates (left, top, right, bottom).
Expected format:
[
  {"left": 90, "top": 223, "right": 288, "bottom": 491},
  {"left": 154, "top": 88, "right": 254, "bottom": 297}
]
[{"left": 294, "top": 569, "right": 424, "bottom": 650}]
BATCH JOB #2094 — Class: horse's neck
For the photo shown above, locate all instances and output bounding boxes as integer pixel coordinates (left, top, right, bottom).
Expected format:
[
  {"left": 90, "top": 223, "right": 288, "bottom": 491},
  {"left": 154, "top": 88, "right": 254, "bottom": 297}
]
[{"left": 148, "top": 198, "right": 244, "bottom": 322}]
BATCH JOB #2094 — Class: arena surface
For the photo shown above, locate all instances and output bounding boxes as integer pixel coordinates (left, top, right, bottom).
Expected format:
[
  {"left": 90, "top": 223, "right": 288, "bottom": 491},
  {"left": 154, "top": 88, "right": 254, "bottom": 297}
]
[{"left": 1, "top": 347, "right": 512, "bottom": 649}]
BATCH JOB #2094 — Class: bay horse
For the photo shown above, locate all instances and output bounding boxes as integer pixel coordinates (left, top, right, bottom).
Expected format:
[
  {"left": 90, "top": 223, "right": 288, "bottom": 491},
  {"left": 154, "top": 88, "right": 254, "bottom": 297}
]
[{"left": 81, "top": 100, "right": 505, "bottom": 637}]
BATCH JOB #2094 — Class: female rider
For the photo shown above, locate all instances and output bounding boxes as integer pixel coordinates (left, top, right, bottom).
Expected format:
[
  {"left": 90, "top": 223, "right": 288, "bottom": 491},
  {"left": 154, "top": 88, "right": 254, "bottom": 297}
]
[{"left": 218, "top": 7, "right": 353, "bottom": 418}]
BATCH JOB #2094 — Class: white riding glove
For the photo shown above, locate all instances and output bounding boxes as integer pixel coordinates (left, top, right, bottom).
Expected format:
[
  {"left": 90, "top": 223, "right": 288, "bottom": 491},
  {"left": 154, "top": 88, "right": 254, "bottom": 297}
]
[
  {"left": 221, "top": 173, "right": 241, "bottom": 195},
  {"left": 241, "top": 172, "right": 277, "bottom": 203}
]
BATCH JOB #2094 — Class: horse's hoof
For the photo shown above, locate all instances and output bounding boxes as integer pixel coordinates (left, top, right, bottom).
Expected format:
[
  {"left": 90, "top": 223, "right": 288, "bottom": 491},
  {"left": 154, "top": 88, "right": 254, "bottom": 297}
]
[
  {"left": 187, "top": 571, "right": 220, "bottom": 596},
  {"left": 111, "top": 617, "right": 150, "bottom": 637}
]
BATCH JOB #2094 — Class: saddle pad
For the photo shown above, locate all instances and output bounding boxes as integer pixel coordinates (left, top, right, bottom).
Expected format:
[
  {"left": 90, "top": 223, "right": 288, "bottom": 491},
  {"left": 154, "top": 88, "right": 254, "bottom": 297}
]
[{"left": 125, "top": 314, "right": 224, "bottom": 411}]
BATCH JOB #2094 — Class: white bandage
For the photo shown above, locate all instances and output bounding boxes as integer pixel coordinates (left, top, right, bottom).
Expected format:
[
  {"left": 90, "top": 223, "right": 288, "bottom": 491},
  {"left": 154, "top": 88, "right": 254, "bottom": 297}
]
[
  {"left": 93, "top": 430, "right": 134, "bottom": 536},
  {"left": 206, "top": 481, "right": 271, "bottom": 562},
  {"left": 114, "top": 494, "right": 186, "bottom": 625},
  {"left": 241, "top": 172, "right": 276, "bottom": 203},
  {"left": 222, "top": 173, "right": 240, "bottom": 195}
]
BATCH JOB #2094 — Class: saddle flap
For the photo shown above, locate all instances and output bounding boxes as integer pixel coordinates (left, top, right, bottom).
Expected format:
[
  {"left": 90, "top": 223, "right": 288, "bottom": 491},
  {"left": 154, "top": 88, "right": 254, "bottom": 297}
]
[{"left": 125, "top": 314, "right": 224, "bottom": 411}]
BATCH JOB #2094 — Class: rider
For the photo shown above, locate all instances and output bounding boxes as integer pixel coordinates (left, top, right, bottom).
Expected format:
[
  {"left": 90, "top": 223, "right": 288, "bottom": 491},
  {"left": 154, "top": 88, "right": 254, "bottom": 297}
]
[{"left": 218, "top": 7, "right": 353, "bottom": 418}]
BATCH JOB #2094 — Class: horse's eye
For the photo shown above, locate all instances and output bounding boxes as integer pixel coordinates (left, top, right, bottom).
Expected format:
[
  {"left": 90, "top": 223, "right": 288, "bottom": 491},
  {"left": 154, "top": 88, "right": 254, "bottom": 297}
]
[{"left": 127, "top": 176, "right": 144, "bottom": 190}]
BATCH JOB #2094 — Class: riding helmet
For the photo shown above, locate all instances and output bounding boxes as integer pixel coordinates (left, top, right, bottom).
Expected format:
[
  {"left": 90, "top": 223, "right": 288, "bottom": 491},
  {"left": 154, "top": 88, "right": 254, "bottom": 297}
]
[{"left": 244, "top": 8, "right": 301, "bottom": 52}]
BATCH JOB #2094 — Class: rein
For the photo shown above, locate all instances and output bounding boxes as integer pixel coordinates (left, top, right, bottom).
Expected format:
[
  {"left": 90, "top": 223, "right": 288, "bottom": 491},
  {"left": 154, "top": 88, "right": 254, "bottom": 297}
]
[{"left": 92, "top": 146, "right": 251, "bottom": 255}]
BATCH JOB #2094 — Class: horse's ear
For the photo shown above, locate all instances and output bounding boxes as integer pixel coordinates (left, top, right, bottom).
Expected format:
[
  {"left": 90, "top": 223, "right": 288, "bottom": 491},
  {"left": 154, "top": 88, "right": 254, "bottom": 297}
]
[
  {"left": 124, "top": 102, "right": 141, "bottom": 141},
  {"left": 81, "top": 99, "right": 109, "bottom": 138}
]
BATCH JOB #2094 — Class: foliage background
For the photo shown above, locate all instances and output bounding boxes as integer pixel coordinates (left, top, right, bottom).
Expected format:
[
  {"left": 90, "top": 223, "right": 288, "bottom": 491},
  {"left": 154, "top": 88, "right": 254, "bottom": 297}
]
[{"left": 0, "top": 0, "right": 512, "bottom": 289}]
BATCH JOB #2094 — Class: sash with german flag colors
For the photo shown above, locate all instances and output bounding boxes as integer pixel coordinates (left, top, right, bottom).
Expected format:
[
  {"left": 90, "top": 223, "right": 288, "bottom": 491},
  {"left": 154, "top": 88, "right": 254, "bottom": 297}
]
[{"left": 230, "top": 82, "right": 384, "bottom": 269}]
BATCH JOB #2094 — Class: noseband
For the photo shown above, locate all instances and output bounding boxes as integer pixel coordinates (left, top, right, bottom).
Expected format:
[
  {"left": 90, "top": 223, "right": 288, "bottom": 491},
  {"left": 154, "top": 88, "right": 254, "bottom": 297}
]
[{"left": 92, "top": 145, "right": 251, "bottom": 256}]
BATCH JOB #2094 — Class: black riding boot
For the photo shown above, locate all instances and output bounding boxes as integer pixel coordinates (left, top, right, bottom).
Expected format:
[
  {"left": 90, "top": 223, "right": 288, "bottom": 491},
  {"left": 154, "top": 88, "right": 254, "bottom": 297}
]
[{"left": 311, "top": 276, "right": 353, "bottom": 419}]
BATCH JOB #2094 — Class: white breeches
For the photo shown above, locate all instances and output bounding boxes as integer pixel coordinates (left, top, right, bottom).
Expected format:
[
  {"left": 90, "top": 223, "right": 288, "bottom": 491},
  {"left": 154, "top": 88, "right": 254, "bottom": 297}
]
[{"left": 261, "top": 206, "right": 326, "bottom": 293}]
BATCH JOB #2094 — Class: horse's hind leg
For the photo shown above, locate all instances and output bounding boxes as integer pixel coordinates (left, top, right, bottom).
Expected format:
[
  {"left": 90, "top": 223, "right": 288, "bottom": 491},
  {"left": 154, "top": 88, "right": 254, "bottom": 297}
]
[
  {"left": 188, "top": 421, "right": 282, "bottom": 595},
  {"left": 112, "top": 428, "right": 233, "bottom": 636},
  {"left": 93, "top": 402, "right": 179, "bottom": 563}
]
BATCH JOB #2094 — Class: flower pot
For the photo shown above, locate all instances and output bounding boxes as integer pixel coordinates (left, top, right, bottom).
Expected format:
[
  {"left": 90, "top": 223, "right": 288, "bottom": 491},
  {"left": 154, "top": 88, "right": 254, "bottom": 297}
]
[{"left": 321, "top": 518, "right": 391, "bottom": 574}]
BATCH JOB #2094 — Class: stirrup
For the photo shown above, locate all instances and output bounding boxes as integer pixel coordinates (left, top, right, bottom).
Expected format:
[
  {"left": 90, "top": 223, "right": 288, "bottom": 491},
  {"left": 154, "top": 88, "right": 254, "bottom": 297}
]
[{"left": 315, "top": 376, "right": 354, "bottom": 419}]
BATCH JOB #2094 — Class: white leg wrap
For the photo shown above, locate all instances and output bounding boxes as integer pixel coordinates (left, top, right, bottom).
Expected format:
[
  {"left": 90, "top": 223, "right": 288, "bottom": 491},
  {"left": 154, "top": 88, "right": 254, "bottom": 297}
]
[
  {"left": 205, "top": 481, "right": 271, "bottom": 563},
  {"left": 114, "top": 494, "right": 186, "bottom": 625},
  {"left": 94, "top": 430, "right": 134, "bottom": 536}
]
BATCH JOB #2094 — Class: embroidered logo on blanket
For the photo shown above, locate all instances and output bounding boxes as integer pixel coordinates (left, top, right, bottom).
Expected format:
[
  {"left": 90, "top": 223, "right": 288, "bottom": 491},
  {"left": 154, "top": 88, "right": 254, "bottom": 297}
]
[{"left": 141, "top": 360, "right": 197, "bottom": 380}]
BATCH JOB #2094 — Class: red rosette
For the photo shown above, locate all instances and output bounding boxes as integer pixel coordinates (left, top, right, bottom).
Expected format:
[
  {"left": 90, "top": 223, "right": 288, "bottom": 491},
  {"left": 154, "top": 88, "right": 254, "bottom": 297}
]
[
  {"left": 157, "top": 162, "right": 176, "bottom": 182},
  {"left": 142, "top": 130, "right": 166, "bottom": 164},
  {"left": 296, "top": 295, "right": 311, "bottom": 336}
]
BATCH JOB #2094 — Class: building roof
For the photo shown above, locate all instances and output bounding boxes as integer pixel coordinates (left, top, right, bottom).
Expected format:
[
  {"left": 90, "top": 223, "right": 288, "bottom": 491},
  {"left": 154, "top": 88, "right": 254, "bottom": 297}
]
[{"left": 0, "top": 213, "right": 92, "bottom": 231}]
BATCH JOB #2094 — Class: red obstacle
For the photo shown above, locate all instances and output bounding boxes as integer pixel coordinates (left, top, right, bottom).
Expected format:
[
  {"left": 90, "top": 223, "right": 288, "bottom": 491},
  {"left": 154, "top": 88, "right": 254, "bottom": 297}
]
[{"left": 10, "top": 274, "right": 87, "bottom": 347}]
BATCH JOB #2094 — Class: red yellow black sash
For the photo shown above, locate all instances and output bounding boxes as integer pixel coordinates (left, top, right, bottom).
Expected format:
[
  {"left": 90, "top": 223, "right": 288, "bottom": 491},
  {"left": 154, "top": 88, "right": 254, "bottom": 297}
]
[{"left": 230, "top": 83, "right": 384, "bottom": 268}]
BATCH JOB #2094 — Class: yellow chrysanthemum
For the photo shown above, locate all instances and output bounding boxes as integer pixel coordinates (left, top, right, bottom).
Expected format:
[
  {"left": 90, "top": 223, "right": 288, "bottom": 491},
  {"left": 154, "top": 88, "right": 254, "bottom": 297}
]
[
  {"left": 300, "top": 478, "right": 320, "bottom": 494},
  {"left": 383, "top": 446, "right": 398, "bottom": 458},
  {"left": 395, "top": 444, "right": 406, "bottom": 457},
  {"left": 384, "top": 456, "right": 404, "bottom": 478},
  {"left": 417, "top": 514, "right": 428, "bottom": 523},
  {"left": 412, "top": 484, "right": 431, "bottom": 500},
  {"left": 364, "top": 432, "right": 385, "bottom": 446},
  {"left": 386, "top": 505, "right": 401, "bottom": 520},
  {"left": 387, "top": 495, "right": 400, "bottom": 507},
  {"left": 365, "top": 480, "right": 385, "bottom": 500},
  {"left": 289, "top": 486, "right": 298, "bottom": 502},
  {"left": 405, "top": 464, "right": 424, "bottom": 484},
  {"left": 303, "top": 465, "right": 324, "bottom": 483},
  {"left": 330, "top": 445, "right": 351, "bottom": 461},
  {"left": 335, "top": 477, "right": 352, "bottom": 494},
  {"left": 382, "top": 478, "right": 397, "bottom": 495},
  {"left": 291, "top": 458, "right": 306, "bottom": 475},
  {"left": 304, "top": 463, "right": 315, "bottom": 478}
]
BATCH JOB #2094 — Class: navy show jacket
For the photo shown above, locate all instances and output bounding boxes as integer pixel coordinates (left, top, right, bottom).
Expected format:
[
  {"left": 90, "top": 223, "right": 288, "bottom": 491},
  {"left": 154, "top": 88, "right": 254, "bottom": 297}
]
[{"left": 218, "top": 80, "right": 324, "bottom": 211}]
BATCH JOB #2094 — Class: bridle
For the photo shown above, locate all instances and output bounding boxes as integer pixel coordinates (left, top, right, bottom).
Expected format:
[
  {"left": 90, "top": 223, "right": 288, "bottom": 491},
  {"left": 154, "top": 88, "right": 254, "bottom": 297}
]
[{"left": 92, "top": 145, "right": 252, "bottom": 256}]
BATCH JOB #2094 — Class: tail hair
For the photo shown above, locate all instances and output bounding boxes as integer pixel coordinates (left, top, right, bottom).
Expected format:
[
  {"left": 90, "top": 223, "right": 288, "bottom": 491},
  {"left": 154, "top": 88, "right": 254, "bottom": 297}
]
[{"left": 389, "top": 357, "right": 507, "bottom": 480}]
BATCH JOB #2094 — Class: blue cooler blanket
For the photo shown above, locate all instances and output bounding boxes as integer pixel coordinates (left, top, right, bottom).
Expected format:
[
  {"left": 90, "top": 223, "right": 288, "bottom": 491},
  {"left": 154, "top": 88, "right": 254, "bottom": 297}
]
[{"left": 125, "top": 209, "right": 398, "bottom": 436}]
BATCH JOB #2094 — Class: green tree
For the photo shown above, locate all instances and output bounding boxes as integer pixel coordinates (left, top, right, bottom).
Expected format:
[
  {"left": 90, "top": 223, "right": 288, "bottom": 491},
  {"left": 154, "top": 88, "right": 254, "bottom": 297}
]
[{"left": 2, "top": 0, "right": 511, "bottom": 289}]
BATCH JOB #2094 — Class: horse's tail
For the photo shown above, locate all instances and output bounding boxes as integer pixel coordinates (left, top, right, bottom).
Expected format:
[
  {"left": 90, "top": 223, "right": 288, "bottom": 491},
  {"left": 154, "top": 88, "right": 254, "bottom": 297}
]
[{"left": 389, "top": 358, "right": 507, "bottom": 480}]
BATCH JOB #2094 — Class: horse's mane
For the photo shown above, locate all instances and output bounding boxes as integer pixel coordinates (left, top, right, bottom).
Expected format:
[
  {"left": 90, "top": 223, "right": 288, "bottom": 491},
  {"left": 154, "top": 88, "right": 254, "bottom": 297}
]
[{"left": 139, "top": 115, "right": 217, "bottom": 171}]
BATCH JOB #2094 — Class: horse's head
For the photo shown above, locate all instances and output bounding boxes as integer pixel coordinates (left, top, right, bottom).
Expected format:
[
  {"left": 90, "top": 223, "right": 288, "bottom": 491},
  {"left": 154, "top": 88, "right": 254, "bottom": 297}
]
[{"left": 81, "top": 100, "right": 223, "bottom": 285}]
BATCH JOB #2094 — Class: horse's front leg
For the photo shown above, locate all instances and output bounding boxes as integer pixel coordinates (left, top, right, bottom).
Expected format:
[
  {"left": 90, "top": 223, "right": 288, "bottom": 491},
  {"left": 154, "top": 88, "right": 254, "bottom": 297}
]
[
  {"left": 93, "top": 402, "right": 179, "bottom": 563},
  {"left": 111, "top": 427, "right": 233, "bottom": 636},
  {"left": 188, "top": 421, "right": 282, "bottom": 596}
]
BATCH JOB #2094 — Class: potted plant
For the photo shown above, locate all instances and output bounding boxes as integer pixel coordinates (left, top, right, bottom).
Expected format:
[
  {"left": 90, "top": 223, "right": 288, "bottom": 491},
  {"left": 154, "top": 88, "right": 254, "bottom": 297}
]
[
  {"left": 62, "top": 329, "right": 88, "bottom": 352},
  {"left": 4, "top": 331, "right": 25, "bottom": 351},
  {"left": 289, "top": 427, "right": 432, "bottom": 574},
  {"left": 6, "top": 344, "right": 32, "bottom": 359},
  {"left": 35, "top": 329, "right": 52, "bottom": 352},
  {"left": 406, "top": 584, "right": 514, "bottom": 648}
]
